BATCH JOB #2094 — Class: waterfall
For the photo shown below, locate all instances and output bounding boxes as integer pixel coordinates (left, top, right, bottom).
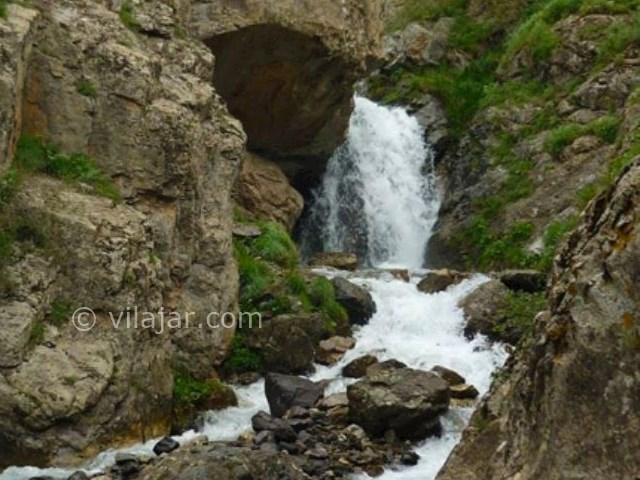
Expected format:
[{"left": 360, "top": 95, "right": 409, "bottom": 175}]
[{"left": 301, "top": 96, "right": 439, "bottom": 269}]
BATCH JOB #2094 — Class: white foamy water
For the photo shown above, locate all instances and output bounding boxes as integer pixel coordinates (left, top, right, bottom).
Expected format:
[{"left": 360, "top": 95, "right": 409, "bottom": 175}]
[
  {"left": 302, "top": 96, "right": 439, "bottom": 269},
  {"left": 1, "top": 98, "right": 505, "bottom": 480}
]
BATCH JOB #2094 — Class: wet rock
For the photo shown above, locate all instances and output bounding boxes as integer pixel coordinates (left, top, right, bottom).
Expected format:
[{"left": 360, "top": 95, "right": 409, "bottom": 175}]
[
  {"left": 417, "top": 269, "right": 469, "bottom": 294},
  {"left": 265, "top": 373, "right": 325, "bottom": 417},
  {"left": 497, "top": 270, "right": 547, "bottom": 293},
  {"left": 400, "top": 451, "right": 420, "bottom": 466},
  {"left": 332, "top": 277, "right": 377, "bottom": 325},
  {"left": 347, "top": 363, "right": 450, "bottom": 440},
  {"left": 153, "top": 437, "right": 180, "bottom": 456},
  {"left": 234, "top": 153, "right": 304, "bottom": 231},
  {"left": 113, "top": 453, "right": 141, "bottom": 478},
  {"left": 308, "top": 252, "right": 358, "bottom": 271},
  {"left": 342, "top": 355, "right": 379, "bottom": 378},
  {"left": 459, "top": 280, "right": 514, "bottom": 343},
  {"left": 252, "top": 411, "right": 275, "bottom": 432},
  {"left": 254, "top": 430, "right": 275, "bottom": 445},
  {"left": 244, "top": 313, "right": 325, "bottom": 374},
  {"left": 450, "top": 384, "right": 480, "bottom": 400},
  {"left": 67, "top": 472, "right": 89, "bottom": 480},
  {"left": 431, "top": 365, "right": 466, "bottom": 386},
  {"left": 307, "top": 446, "right": 329, "bottom": 460},
  {"left": 315, "top": 336, "right": 356, "bottom": 365}
]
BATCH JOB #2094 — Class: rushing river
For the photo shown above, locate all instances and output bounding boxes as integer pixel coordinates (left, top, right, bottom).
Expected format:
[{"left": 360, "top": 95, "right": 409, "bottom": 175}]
[{"left": 0, "top": 97, "right": 506, "bottom": 480}]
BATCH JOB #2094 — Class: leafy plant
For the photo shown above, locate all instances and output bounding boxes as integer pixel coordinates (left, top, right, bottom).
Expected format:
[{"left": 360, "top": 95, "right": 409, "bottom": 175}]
[
  {"left": 49, "top": 298, "right": 74, "bottom": 326},
  {"left": 173, "top": 370, "right": 225, "bottom": 406},
  {"left": 76, "top": 80, "right": 97, "bottom": 98},
  {"left": 119, "top": 0, "right": 140, "bottom": 32},
  {"left": 224, "top": 336, "right": 263, "bottom": 373},
  {"left": 494, "top": 290, "right": 546, "bottom": 339},
  {"left": 15, "top": 135, "right": 121, "bottom": 201}
]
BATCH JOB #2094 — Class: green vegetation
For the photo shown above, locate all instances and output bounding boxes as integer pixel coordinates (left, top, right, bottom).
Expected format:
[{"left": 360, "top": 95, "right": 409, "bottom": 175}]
[
  {"left": 119, "top": 0, "right": 140, "bottom": 32},
  {"left": 388, "top": 0, "right": 470, "bottom": 32},
  {"left": 15, "top": 135, "right": 121, "bottom": 201},
  {"left": 0, "top": 1, "right": 7, "bottom": 19},
  {"left": 173, "top": 370, "right": 226, "bottom": 406},
  {"left": 494, "top": 290, "right": 547, "bottom": 339},
  {"left": 76, "top": 80, "right": 97, "bottom": 98},
  {"left": 308, "top": 277, "right": 348, "bottom": 334},
  {"left": 49, "top": 298, "right": 74, "bottom": 326},
  {"left": 544, "top": 116, "right": 621, "bottom": 156},
  {"left": 29, "top": 322, "right": 45, "bottom": 345},
  {"left": 224, "top": 336, "right": 264, "bottom": 373},
  {"left": 596, "top": 12, "right": 640, "bottom": 66}
]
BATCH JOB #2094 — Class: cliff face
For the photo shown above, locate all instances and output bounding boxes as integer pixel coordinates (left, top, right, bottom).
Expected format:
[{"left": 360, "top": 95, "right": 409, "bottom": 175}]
[
  {"left": 437, "top": 158, "right": 640, "bottom": 480},
  {"left": 0, "top": 0, "right": 382, "bottom": 468}
]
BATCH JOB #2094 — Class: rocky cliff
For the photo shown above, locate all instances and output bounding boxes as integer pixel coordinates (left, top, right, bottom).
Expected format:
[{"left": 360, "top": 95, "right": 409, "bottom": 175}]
[
  {"left": 0, "top": 0, "right": 382, "bottom": 468},
  {"left": 437, "top": 158, "right": 640, "bottom": 480}
]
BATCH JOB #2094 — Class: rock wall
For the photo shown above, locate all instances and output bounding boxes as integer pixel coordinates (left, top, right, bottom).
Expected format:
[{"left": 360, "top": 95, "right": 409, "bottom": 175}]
[
  {"left": 437, "top": 159, "right": 640, "bottom": 480},
  {"left": 191, "top": 0, "right": 383, "bottom": 189}
]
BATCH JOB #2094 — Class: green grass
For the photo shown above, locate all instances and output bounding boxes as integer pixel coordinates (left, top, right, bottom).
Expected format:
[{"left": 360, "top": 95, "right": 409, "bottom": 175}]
[
  {"left": 0, "top": 0, "right": 7, "bottom": 19},
  {"left": 308, "top": 277, "right": 348, "bottom": 333},
  {"left": 251, "top": 222, "right": 298, "bottom": 268},
  {"left": 15, "top": 135, "right": 121, "bottom": 201},
  {"left": 388, "top": 0, "right": 469, "bottom": 32},
  {"left": 30, "top": 322, "right": 45, "bottom": 345},
  {"left": 494, "top": 290, "right": 547, "bottom": 339},
  {"left": 76, "top": 80, "right": 97, "bottom": 98},
  {"left": 173, "top": 370, "right": 227, "bottom": 406},
  {"left": 49, "top": 298, "right": 74, "bottom": 326},
  {"left": 596, "top": 13, "right": 640, "bottom": 66},
  {"left": 536, "top": 216, "right": 579, "bottom": 270},
  {"left": 234, "top": 242, "right": 272, "bottom": 311},
  {"left": 0, "top": 168, "right": 21, "bottom": 208},
  {"left": 544, "top": 116, "right": 621, "bottom": 156},
  {"left": 224, "top": 336, "right": 264, "bottom": 373},
  {"left": 119, "top": 0, "right": 140, "bottom": 32}
]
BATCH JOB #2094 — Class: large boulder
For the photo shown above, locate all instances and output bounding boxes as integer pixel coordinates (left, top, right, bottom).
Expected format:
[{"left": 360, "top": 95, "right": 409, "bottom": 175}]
[
  {"left": 347, "top": 362, "right": 450, "bottom": 440},
  {"left": 342, "top": 355, "right": 379, "bottom": 378},
  {"left": 438, "top": 162, "right": 640, "bottom": 480},
  {"left": 191, "top": 0, "right": 384, "bottom": 187},
  {"left": 244, "top": 313, "right": 326, "bottom": 374},
  {"left": 315, "top": 336, "right": 356, "bottom": 365},
  {"left": 332, "top": 277, "right": 377, "bottom": 325},
  {"left": 234, "top": 153, "right": 304, "bottom": 231},
  {"left": 458, "top": 280, "right": 516, "bottom": 343},
  {"left": 309, "top": 252, "right": 358, "bottom": 271},
  {"left": 417, "top": 269, "right": 469, "bottom": 294},
  {"left": 137, "top": 443, "right": 306, "bottom": 480},
  {"left": 265, "top": 373, "right": 325, "bottom": 418}
]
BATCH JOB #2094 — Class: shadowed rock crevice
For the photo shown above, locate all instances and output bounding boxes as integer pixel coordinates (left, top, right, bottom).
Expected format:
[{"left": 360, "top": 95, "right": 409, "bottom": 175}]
[{"left": 206, "top": 24, "right": 354, "bottom": 191}]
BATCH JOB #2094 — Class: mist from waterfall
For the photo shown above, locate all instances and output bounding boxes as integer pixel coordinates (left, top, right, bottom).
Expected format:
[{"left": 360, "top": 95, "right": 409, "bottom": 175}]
[{"left": 301, "top": 96, "right": 440, "bottom": 269}]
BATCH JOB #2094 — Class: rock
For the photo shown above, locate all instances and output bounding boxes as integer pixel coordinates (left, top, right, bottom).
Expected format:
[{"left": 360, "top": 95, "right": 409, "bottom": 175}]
[
  {"left": 400, "top": 451, "right": 420, "bottom": 466},
  {"left": 317, "top": 392, "right": 349, "bottom": 410},
  {"left": 458, "top": 280, "right": 516, "bottom": 343},
  {"left": 417, "top": 269, "right": 469, "bottom": 294},
  {"left": 412, "top": 93, "right": 450, "bottom": 152},
  {"left": 315, "top": 336, "right": 356, "bottom": 365},
  {"left": 332, "top": 277, "right": 377, "bottom": 325},
  {"left": 193, "top": 0, "right": 383, "bottom": 186},
  {"left": 252, "top": 411, "right": 275, "bottom": 432},
  {"left": 232, "top": 223, "right": 262, "bottom": 238},
  {"left": 497, "top": 270, "right": 547, "bottom": 293},
  {"left": 153, "top": 437, "right": 180, "bottom": 456},
  {"left": 250, "top": 412, "right": 298, "bottom": 442},
  {"left": 234, "top": 153, "right": 304, "bottom": 231},
  {"left": 307, "top": 446, "right": 329, "bottom": 460},
  {"left": 67, "top": 472, "right": 89, "bottom": 480},
  {"left": 265, "top": 373, "right": 325, "bottom": 417},
  {"left": 244, "top": 313, "right": 326, "bottom": 374},
  {"left": 137, "top": 443, "right": 307, "bottom": 480},
  {"left": 449, "top": 384, "right": 479, "bottom": 400},
  {"left": 437, "top": 163, "right": 640, "bottom": 479},
  {"left": 114, "top": 453, "right": 141, "bottom": 478},
  {"left": 347, "top": 363, "right": 450, "bottom": 440},
  {"left": 384, "top": 19, "right": 453, "bottom": 67},
  {"left": 308, "top": 252, "right": 358, "bottom": 271},
  {"left": 342, "top": 355, "right": 379, "bottom": 378},
  {"left": 254, "top": 430, "right": 274, "bottom": 446},
  {"left": 431, "top": 366, "right": 466, "bottom": 386}
]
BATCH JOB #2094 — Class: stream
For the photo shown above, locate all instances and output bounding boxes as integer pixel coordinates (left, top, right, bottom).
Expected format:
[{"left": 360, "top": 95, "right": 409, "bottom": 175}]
[{"left": 0, "top": 97, "right": 507, "bottom": 480}]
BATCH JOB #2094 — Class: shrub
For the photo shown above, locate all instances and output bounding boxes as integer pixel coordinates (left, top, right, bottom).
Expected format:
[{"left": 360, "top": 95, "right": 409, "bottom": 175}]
[
  {"left": 76, "top": 80, "right": 97, "bottom": 98},
  {"left": 49, "top": 298, "right": 74, "bottom": 326},
  {"left": 535, "top": 216, "right": 579, "bottom": 271},
  {"left": 119, "top": 0, "right": 140, "bottom": 32},
  {"left": 173, "top": 370, "right": 225, "bottom": 406},
  {"left": 494, "top": 290, "right": 546, "bottom": 339},
  {"left": 224, "top": 336, "right": 263, "bottom": 373},
  {"left": 234, "top": 242, "right": 272, "bottom": 311},
  {"left": 30, "top": 322, "right": 45, "bottom": 345},
  {"left": 309, "top": 277, "right": 348, "bottom": 333},
  {"left": 596, "top": 14, "right": 640, "bottom": 65},
  {"left": 0, "top": 0, "right": 7, "bottom": 19}
]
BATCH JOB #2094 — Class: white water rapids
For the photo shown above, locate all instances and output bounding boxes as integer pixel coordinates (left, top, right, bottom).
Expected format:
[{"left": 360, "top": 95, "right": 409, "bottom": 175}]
[{"left": 1, "top": 97, "right": 506, "bottom": 480}]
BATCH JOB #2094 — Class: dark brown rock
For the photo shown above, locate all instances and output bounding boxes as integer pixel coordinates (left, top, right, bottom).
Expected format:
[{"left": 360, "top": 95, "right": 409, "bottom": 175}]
[
  {"left": 265, "top": 373, "right": 325, "bottom": 418},
  {"left": 332, "top": 277, "right": 377, "bottom": 326},
  {"left": 342, "top": 355, "right": 379, "bottom": 378}
]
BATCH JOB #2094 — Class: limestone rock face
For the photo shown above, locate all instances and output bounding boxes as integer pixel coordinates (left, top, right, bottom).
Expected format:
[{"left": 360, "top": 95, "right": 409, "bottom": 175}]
[
  {"left": 0, "top": 4, "right": 38, "bottom": 172},
  {"left": 21, "top": 0, "right": 245, "bottom": 379},
  {"left": 347, "top": 361, "right": 450, "bottom": 440},
  {"left": 191, "top": 0, "right": 384, "bottom": 186},
  {"left": 438, "top": 161, "right": 640, "bottom": 480},
  {"left": 234, "top": 153, "right": 304, "bottom": 231}
]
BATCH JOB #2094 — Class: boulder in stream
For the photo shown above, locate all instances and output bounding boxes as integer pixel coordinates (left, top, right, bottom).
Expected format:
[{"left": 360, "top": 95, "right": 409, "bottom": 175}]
[
  {"left": 265, "top": 373, "right": 325, "bottom": 417},
  {"left": 342, "top": 354, "right": 379, "bottom": 378},
  {"left": 347, "top": 361, "right": 450, "bottom": 440},
  {"left": 331, "top": 277, "right": 377, "bottom": 325},
  {"left": 308, "top": 252, "right": 358, "bottom": 271},
  {"left": 417, "top": 269, "right": 469, "bottom": 294}
]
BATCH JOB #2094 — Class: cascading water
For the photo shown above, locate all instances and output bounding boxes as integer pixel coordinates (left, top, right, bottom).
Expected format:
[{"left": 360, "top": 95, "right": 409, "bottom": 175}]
[
  {"left": 301, "top": 96, "right": 439, "bottom": 269},
  {"left": 0, "top": 97, "right": 506, "bottom": 480}
]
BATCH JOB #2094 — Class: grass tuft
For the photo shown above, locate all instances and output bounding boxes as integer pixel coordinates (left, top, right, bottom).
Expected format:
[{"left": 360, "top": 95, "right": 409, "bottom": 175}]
[{"left": 76, "top": 80, "right": 97, "bottom": 98}]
